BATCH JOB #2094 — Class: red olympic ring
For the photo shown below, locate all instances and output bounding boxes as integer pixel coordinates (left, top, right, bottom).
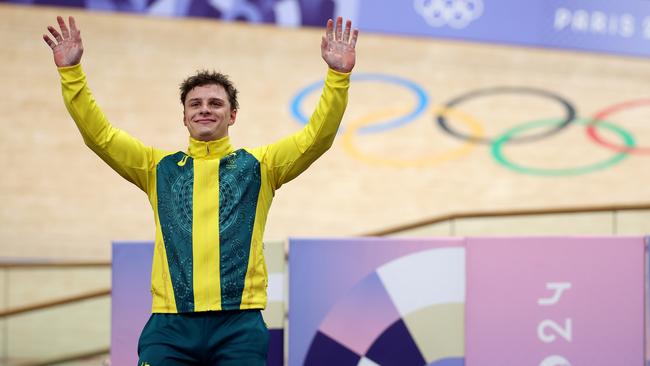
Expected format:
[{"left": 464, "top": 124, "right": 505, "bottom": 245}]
[{"left": 586, "top": 99, "right": 650, "bottom": 154}]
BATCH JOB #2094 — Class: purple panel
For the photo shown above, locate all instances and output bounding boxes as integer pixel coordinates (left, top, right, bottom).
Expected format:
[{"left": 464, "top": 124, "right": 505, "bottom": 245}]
[
  {"left": 465, "top": 236, "right": 645, "bottom": 366},
  {"left": 9, "top": 0, "right": 650, "bottom": 56},
  {"left": 319, "top": 271, "right": 400, "bottom": 355},
  {"left": 353, "top": 0, "right": 650, "bottom": 58},
  {"left": 288, "top": 237, "right": 464, "bottom": 366},
  {"left": 355, "top": 0, "right": 542, "bottom": 45},
  {"left": 111, "top": 242, "right": 154, "bottom": 366}
]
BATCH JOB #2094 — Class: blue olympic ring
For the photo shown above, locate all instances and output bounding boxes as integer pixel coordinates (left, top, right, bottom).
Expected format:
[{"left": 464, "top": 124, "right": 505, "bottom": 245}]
[{"left": 290, "top": 73, "right": 430, "bottom": 134}]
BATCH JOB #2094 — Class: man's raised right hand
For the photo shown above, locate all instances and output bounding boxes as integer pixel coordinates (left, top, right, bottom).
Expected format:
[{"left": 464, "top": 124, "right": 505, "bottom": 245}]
[{"left": 43, "top": 16, "right": 83, "bottom": 67}]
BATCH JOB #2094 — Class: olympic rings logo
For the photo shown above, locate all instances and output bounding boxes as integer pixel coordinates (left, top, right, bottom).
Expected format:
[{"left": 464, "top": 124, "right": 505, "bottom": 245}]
[
  {"left": 290, "top": 73, "right": 647, "bottom": 176},
  {"left": 414, "top": 0, "right": 484, "bottom": 29}
]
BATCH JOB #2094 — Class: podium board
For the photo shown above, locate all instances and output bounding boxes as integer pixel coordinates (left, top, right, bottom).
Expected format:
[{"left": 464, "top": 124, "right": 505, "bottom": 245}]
[
  {"left": 111, "top": 237, "right": 645, "bottom": 365},
  {"left": 288, "top": 237, "right": 645, "bottom": 366}
]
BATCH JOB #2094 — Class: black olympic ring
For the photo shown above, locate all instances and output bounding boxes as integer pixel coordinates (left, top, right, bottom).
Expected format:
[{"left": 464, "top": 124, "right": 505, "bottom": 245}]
[{"left": 436, "top": 86, "right": 577, "bottom": 144}]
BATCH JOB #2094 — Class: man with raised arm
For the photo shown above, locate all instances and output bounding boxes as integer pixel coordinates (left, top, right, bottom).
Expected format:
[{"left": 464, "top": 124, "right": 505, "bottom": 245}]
[{"left": 44, "top": 15, "right": 358, "bottom": 365}]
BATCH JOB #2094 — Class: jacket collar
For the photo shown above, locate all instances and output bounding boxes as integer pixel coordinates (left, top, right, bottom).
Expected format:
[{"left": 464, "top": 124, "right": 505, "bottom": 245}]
[{"left": 187, "top": 136, "right": 234, "bottom": 159}]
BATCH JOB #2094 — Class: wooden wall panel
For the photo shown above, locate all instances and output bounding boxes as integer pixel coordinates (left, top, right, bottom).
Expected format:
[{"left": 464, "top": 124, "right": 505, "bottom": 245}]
[{"left": 1, "top": 4, "right": 649, "bottom": 259}]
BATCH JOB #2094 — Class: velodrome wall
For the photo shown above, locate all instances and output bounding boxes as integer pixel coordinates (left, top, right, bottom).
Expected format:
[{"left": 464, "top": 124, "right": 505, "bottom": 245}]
[{"left": 1, "top": 4, "right": 649, "bottom": 261}]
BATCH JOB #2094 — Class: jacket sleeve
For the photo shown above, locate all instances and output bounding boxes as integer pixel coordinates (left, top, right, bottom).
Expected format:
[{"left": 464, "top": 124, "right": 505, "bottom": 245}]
[
  {"left": 253, "top": 68, "right": 350, "bottom": 189},
  {"left": 59, "top": 64, "right": 157, "bottom": 192}
]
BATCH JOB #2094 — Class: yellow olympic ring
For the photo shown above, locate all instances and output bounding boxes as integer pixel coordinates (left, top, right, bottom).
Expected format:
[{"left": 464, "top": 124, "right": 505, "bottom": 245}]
[{"left": 341, "top": 106, "right": 485, "bottom": 168}]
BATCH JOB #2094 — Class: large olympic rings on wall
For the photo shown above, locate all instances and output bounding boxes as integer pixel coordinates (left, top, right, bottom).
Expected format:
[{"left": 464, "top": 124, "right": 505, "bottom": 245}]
[
  {"left": 492, "top": 118, "right": 636, "bottom": 176},
  {"left": 586, "top": 99, "right": 650, "bottom": 155},
  {"left": 341, "top": 106, "right": 484, "bottom": 168},
  {"left": 436, "top": 87, "right": 577, "bottom": 144},
  {"left": 290, "top": 73, "right": 429, "bottom": 134},
  {"left": 290, "top": 76, "right": 646, "bottom": 176}
]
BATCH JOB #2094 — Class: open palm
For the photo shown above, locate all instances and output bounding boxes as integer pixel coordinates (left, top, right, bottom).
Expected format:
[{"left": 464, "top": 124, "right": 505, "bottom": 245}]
[
  {"left": 321, "top": 17, "right": 359, "bottom": 73},
  {"left": 43, "top": 16, "right": 84, "bottom": 67}
]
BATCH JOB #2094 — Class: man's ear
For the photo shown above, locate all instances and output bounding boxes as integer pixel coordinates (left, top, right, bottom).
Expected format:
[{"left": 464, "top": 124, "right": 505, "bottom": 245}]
[
  {"left": 229, "top": 109, "right": 237, "bottom": 127},
  {"left": 182, "top": 109, "right": 188, "bottom": 126}
]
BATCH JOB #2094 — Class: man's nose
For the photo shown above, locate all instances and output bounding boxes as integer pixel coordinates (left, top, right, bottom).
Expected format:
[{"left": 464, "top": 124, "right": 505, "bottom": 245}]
[{"left": 199, "top": 103, "right": 211, "bottom": 114}]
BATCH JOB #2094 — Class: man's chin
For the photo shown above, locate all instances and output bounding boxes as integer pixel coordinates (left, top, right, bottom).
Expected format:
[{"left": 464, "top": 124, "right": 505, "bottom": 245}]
[{"left": 192, "top": 130, "right": 222, "bottom": 142}]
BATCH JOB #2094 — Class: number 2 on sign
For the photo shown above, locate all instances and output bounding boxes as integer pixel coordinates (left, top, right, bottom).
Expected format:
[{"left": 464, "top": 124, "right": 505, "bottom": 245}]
[{"left": 538, "top": 319, "right": 572, "bottom": 343}]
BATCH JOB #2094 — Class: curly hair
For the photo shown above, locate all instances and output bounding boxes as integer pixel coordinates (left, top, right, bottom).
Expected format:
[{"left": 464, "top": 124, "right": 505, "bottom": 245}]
[{"left": 179, "top": 70, "right": 239, "bottom": 111}]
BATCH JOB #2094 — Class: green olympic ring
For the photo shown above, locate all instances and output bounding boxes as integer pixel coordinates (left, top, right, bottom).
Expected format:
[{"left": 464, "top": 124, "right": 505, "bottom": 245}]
[{"left": 491, "top": 118, "right": 636, "bottom": 176}]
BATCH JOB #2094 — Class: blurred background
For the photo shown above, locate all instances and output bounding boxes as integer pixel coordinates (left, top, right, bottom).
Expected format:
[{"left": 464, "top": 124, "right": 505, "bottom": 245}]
[{"left": 1, "top": 0, "right": 649, "bottom": 364}]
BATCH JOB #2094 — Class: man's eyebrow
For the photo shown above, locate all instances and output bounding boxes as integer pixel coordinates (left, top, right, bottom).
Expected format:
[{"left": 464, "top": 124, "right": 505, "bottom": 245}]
[{"left": 187, "top": 97, "right": 225, "bottom": 102}]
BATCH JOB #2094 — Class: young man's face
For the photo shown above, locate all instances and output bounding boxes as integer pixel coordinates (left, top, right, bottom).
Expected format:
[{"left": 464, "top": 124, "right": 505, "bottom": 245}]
[{"left": 183, "top": 84, "right": 237, "bottom": 142}]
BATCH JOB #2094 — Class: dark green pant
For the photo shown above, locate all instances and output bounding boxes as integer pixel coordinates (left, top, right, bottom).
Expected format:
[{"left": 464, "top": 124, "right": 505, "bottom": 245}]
[{"left": 137, "top": 310, "right": 269, "bottom": 365}]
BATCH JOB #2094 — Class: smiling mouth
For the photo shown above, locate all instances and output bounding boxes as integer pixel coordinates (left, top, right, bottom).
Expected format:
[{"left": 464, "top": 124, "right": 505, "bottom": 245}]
[{"left": 195, "top": 119, "right": 216, "bottom": 124}]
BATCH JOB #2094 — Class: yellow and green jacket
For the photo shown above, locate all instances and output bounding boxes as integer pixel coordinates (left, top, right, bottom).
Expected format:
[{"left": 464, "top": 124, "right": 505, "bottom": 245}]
[{"left": 59, "top": 64, "right": 349, "bottom": 313}]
